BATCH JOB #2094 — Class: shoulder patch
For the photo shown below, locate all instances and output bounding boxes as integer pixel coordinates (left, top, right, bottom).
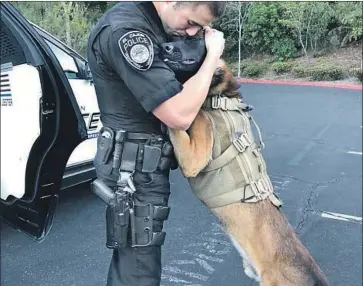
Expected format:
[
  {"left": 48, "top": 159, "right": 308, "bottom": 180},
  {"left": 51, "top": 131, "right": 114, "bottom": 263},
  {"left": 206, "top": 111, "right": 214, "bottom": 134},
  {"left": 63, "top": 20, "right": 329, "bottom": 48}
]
[{"left": 118, "top": 31, "right": 154, "bottom": 71}]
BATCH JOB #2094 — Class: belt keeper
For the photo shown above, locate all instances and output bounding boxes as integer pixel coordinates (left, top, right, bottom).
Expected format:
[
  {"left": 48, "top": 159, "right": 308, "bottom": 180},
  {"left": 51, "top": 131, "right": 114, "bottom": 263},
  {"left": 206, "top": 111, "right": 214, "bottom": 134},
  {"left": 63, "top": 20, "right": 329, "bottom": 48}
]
[{"left": 120, "top": 142, "right": 139, "bottom": 172}]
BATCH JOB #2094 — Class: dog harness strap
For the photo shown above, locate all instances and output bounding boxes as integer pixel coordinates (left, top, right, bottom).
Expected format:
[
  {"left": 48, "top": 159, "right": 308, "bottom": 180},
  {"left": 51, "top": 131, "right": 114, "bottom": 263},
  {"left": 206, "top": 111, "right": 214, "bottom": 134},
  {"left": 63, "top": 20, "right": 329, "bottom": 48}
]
[
  {"left": 203, "top": 95, "right": 266, "bottom": 149},
  {"left": 202, "top": 183, "right": 282, "bottom": 208},
  {"left": 249, "top": 115, "right": 265, "bottom": 150},
  {"left": 203, "top": 132, "right": 251, "bottom": 172},
  {"left": 202, "top": 96, "right": 249, "bottom": 111},
  {"left": 187, "top": 95, "right": 283, "bottom": 209}
]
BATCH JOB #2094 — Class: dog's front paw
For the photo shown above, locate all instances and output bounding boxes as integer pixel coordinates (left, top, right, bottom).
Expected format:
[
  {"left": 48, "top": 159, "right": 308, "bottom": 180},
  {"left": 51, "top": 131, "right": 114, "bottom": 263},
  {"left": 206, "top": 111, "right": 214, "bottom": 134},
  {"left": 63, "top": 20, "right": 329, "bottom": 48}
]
[{"left": 181, "top": 167, "right": 200, "bottom": 178}]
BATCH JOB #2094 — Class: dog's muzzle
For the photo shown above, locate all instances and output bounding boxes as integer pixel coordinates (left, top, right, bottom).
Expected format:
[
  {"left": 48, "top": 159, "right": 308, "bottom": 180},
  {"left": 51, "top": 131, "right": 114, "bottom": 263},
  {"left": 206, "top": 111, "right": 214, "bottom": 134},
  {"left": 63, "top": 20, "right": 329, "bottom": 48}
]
[{"left": 160, "top": 36, "right": 207, "bottom": 78}]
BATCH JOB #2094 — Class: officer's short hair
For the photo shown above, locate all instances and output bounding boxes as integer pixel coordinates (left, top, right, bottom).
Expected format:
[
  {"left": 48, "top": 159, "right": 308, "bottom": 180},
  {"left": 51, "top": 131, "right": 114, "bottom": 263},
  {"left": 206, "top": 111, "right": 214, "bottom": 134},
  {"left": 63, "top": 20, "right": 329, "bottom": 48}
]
[{"left": 175, "top": 2, "right": 227, "bottom": 19}]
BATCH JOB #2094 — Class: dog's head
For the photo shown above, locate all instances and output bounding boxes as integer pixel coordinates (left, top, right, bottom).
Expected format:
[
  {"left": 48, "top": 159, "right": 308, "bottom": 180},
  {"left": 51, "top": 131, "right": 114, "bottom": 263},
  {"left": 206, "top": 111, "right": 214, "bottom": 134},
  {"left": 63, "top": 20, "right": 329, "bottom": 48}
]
[
  {"left": 208, "top": 60, "right": 241, "bottom": 98},
  {"left": 160, "top": 36, "right": 207, "bottom": 83},
  {"left": 160, "top": 37, "right": 241, "bottom": 97}
]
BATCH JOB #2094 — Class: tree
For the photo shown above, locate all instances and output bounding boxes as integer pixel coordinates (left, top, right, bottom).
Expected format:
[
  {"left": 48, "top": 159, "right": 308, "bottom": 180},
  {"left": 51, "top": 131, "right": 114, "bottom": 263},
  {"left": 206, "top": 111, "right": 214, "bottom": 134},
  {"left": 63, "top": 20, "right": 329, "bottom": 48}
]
[
  {"left": 12, "top": 1, "right": 362, "bottom": 61},
  {"left": 279, "top": 2, "right": 334, "bottom": 56},
  {"left": 330, "top": 2, "right": 363, "bottom": 46},
  {"left": 14, "top": 1, "right": 96, "bottom": 56},
  {"left": 213, "top": 2, "right": 251, "bottom": 75}
]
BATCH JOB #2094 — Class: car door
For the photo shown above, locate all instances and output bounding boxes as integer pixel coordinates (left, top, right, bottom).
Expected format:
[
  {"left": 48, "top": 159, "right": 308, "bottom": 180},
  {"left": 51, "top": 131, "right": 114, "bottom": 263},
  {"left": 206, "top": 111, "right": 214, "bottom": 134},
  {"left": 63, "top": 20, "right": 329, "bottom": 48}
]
[
  {"left": 38, "top": 35, "right": 102, "bottom": 166},
  {"left": 0, "top": 2, "right": 88, "bottom": 241},
  {"left": 32, "top": 26, "right": 102, "bottom": 181}
]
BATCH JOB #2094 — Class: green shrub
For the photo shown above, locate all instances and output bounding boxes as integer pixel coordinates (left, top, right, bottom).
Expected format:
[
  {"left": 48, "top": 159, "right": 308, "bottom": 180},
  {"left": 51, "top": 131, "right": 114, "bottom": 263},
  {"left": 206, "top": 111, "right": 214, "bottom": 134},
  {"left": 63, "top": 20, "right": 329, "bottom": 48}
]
[
  {"left": 271, "top": 61, "right": 293, "bottom": 74},
  {"left": 236, "top": 61, "right": 250, "bottom": 72},
  {"left": 308, "top": 66, "right": 345, "bottom": 81},
  {"left": 349, "top": 68, "right": 363, "bottom": 82},
  {"left": 242, "top": 64, "right": 265, "bottom": 77},
  {"left": 228, "top": 61, "right": 249, "bottom": 76},
  {"left": 243, "top": 3, "right": 295, "bottom": 54},
  {"left": 291, "top": 65, "right": 309, "bottom": 77},
  {"left": 271, "top": 38, "right": 298, "bottom": 60},
  {"left": 312, "top": 48, "right": 330, "bottom": 58},
  {"left": 291, "top": 64, "right": 344, "bottom": 81}
]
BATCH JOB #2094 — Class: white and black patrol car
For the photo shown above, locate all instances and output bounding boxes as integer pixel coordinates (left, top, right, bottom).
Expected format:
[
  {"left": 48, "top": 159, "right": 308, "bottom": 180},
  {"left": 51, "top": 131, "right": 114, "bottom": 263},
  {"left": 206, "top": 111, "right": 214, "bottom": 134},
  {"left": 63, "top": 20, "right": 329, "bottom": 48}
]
[{"left": 1, "top": 3, "right": 102, "bottom": 241}]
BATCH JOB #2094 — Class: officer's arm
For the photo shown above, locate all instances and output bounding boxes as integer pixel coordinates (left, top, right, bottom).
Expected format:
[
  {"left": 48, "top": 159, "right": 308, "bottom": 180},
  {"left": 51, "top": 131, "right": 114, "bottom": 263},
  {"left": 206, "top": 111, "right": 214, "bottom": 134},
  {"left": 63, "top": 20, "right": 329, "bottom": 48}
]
[
  {"left": 107, "top": 28, "right": 217, "bottom": 131},
  {"left": 152, "top": 54, "right": 219, "bottom": 130}
]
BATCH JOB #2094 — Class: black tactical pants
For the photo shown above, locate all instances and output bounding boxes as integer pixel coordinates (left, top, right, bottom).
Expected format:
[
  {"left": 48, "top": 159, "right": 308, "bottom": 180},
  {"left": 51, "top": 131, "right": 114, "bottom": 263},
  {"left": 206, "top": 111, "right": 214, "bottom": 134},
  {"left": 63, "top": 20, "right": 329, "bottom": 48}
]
[{"left": 94, "top": 144, "right": 171, "bottom": 286}]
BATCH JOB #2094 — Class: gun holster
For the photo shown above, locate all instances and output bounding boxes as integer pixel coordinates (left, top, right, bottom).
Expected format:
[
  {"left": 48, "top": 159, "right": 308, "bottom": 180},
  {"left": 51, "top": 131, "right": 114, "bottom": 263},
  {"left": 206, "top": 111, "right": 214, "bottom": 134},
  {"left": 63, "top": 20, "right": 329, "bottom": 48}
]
[
  {"left": 91, "top": 179, "right": 132, "bottom": 249},
  {"left": 91, "top": 128, "right": 177, "bottom": 249},
  {"left": 105, "top": 190, "right": 131, "bottom": 249},
  {"left": 91, "top": 178, "right": 169, "bottom": 249}
]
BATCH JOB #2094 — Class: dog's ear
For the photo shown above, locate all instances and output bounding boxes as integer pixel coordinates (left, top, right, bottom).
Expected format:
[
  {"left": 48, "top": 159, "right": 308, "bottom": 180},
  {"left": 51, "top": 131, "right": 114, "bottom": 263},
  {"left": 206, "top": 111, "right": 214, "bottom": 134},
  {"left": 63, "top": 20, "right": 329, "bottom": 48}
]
[
  {"left": 222, "top": 77, "right": 241, "bottom": 98},
  {"left": 210, "top": 67, "right": 225, "bottom": 87},
  {"left": 221, "top": 62, "right": 241, "bottom": 97},
  {"left": 228, "top": 77, "right": 241, "bottom": 92},
  {"left": 208, "top": 60, "right": 242, "bottom": 97}
]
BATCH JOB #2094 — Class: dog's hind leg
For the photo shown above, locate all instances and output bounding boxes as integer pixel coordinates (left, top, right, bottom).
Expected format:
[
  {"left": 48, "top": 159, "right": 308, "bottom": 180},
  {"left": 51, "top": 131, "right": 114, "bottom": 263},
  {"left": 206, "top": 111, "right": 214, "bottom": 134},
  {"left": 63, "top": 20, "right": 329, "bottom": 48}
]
[
  {"left": 168, "top": 110, "right": 213, "bottom": 177},
  {"left": 213, "top": 201, "right": 330, "bottom": 286},
  {"left": 227, "top": 233, "right": 260, "bottom": 282}
]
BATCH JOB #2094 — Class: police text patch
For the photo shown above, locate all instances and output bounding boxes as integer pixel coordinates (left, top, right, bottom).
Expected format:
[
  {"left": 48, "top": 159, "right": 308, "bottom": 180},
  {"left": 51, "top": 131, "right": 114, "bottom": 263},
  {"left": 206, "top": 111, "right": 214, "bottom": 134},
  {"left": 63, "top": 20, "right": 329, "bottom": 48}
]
[{"left": 118, "top": 31, "right": 154, "bottom": 71}]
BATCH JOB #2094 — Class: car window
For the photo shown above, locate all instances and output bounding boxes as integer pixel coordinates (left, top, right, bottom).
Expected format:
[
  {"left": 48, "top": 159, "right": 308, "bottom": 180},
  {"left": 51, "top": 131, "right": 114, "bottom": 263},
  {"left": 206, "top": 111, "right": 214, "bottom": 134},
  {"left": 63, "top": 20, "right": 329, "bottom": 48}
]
[{"left": 43, "top": 39, "right": 80, "bottom": 79}]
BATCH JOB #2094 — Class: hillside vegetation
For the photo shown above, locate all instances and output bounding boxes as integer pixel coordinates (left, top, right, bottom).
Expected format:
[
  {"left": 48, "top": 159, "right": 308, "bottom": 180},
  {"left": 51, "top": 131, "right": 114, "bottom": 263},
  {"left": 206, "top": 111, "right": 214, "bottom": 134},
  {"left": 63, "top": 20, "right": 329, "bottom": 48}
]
[{"left": 13, "top": 1, "right": 363, "bottom": 84}]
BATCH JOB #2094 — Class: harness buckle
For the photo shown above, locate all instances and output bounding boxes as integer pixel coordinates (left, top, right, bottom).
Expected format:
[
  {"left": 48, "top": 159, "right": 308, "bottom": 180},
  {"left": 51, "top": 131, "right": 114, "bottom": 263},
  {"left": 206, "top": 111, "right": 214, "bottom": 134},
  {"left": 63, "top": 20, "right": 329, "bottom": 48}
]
[
  {"left": 250, "top": 178, "right": 270, "bottom": 200},
  {"left": 211, "top": 95, "right": 228, "bottom": 111},
  {"left": 250, "top": 181, "right": 263, "bottom": 200},
  {"left": 232, "top": 133, "right": 251, "bottom": 152},
  {"left": 211, "top": 96, "right": 220, "bottom": 109}
]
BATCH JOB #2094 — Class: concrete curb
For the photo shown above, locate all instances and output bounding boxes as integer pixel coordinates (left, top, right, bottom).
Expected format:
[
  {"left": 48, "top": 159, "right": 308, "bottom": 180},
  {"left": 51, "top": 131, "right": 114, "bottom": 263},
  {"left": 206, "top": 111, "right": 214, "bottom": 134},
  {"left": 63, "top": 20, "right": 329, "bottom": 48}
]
[{"left": 237, "top": 78, "right": 362, "bottom": 91}]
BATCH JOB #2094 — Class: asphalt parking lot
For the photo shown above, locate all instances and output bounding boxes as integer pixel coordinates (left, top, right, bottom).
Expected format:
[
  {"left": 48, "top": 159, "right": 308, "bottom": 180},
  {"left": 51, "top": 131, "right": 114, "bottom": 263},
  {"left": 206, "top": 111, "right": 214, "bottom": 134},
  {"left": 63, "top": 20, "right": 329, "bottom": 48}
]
[{"left": 1, "top": 83, "right": 362, "bottom": 286}]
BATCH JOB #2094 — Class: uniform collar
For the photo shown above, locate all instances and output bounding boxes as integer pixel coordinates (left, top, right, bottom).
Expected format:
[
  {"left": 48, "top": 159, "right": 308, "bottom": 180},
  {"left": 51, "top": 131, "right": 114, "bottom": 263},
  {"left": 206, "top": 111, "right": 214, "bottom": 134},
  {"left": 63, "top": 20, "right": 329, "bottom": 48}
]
[{"left": 135, "top": 2, "right": 167, "bottom": 37}]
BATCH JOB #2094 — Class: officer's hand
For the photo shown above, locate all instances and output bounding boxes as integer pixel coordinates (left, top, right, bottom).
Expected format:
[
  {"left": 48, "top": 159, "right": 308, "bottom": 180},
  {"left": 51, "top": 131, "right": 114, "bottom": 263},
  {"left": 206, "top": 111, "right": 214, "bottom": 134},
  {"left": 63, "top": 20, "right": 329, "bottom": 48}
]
[{"left": 204, "top": 26, "right": 225, "bottom": 59}]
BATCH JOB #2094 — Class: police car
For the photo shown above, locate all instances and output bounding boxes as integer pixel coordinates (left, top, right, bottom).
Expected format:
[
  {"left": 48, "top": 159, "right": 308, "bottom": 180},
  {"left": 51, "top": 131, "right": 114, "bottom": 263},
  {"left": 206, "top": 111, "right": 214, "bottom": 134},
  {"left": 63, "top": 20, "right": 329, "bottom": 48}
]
[{"left": 1, "top": 3, "right": 102, "bottom": 241}]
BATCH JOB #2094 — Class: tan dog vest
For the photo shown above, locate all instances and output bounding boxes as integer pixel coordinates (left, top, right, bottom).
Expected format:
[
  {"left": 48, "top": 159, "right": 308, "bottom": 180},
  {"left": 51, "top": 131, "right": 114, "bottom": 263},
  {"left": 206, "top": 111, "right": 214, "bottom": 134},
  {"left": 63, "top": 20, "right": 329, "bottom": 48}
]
[{"left": 188, "top": 95, "right": 282, "bottom": 209}]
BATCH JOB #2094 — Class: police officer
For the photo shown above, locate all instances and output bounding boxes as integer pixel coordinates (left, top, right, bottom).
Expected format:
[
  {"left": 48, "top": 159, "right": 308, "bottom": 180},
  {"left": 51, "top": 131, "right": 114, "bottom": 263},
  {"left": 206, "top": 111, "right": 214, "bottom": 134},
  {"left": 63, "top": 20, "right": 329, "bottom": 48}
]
[{"left": 87, "top": 2, "right": 226, "bottom": 286}]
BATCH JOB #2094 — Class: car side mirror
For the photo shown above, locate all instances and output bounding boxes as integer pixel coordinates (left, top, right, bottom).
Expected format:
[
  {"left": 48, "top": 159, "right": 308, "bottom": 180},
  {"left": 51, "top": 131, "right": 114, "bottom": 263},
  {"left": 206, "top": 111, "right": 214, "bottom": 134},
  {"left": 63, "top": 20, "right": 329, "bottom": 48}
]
[{"left": 84, "top": 62, "right": 93, "bottom": 83}]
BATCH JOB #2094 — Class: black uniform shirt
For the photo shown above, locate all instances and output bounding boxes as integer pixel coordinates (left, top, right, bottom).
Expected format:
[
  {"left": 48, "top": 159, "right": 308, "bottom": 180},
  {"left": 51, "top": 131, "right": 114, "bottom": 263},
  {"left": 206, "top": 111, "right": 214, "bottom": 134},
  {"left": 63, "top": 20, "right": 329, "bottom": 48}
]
[{"left": 87, "top": 2, "right": 183, "bottom": 134}]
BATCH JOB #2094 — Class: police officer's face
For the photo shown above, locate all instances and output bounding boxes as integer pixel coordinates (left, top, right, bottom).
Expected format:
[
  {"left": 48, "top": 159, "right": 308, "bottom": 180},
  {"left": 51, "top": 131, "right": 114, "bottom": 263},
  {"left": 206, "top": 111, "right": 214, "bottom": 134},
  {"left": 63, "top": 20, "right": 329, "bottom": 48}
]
[{"left": 159, "top": 2, "right": 215, "bottom": 37}]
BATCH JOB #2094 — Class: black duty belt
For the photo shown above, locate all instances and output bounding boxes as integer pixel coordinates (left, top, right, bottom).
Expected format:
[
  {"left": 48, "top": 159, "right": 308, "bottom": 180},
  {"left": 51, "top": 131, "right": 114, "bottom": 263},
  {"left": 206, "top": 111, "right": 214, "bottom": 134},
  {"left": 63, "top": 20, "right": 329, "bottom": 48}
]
[
  {"left": 125, "top": 132, "right": 164, "bottom": 141},
  {"left": 98, "top": 127, "right": 176, "bottom": 173},
  {"left": 101, "top": 129, "right": 165, "bottom": 141}
]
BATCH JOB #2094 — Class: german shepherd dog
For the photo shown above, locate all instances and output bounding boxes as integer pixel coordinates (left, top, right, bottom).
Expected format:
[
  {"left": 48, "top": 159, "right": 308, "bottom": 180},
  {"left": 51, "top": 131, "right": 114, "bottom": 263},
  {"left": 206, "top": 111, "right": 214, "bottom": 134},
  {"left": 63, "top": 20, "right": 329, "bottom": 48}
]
[{"left": 160, "top": 38, "right": 329, "bottom": 285}]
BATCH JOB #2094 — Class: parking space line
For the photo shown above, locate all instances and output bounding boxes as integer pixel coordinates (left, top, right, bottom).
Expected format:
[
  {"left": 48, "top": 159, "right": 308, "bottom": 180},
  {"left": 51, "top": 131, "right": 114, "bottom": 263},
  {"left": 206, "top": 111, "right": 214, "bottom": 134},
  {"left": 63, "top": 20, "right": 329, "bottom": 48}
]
[
  {"left": 346, "top": 151, "right": 362, "bottom": 155},
  {"left": 321, "top": 211, "right": 362, "bottom": 223}
]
